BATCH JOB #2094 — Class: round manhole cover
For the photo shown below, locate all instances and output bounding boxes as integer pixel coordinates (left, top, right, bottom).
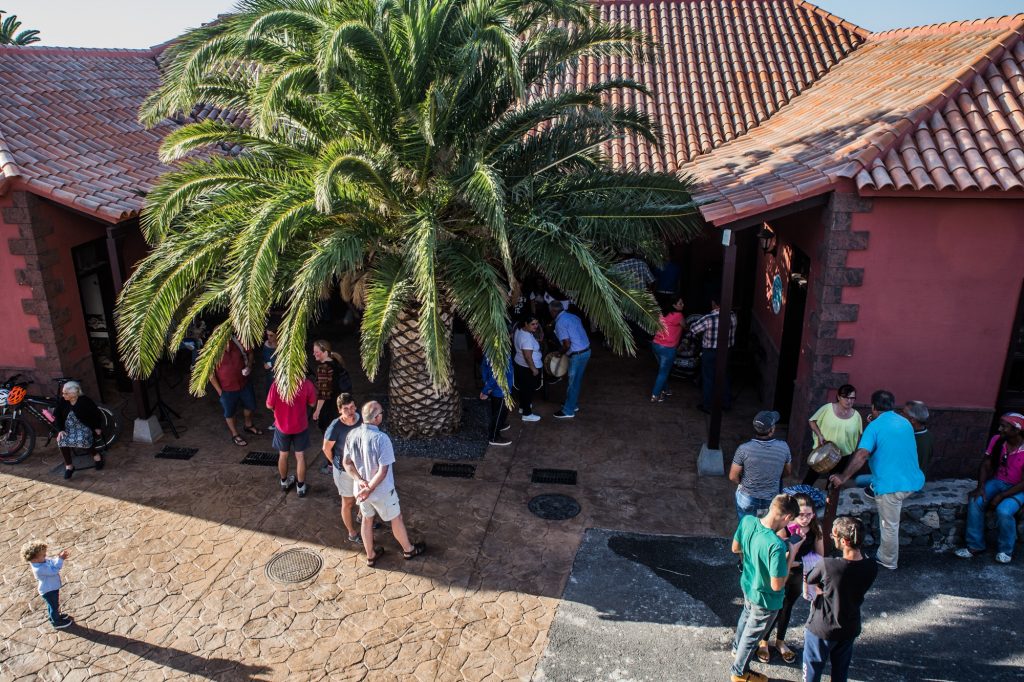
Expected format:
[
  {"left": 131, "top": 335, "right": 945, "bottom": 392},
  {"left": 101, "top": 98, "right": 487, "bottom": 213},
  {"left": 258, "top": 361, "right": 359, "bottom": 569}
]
[
  {"left": 528, "top": 494, "right": 581, "bottom": 520},
  {"left": 265, "top": 548, "right": 323, "bottom": 584}
]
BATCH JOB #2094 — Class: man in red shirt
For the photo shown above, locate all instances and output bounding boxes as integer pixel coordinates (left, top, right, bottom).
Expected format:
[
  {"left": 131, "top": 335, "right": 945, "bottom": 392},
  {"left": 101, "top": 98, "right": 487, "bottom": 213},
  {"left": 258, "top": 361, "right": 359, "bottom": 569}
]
[
  {"left": 209, "top": 338, "right": 262, "bottom": 446},
  {"left": 267, "top": 376, "right": 318, "bottom": 497}
]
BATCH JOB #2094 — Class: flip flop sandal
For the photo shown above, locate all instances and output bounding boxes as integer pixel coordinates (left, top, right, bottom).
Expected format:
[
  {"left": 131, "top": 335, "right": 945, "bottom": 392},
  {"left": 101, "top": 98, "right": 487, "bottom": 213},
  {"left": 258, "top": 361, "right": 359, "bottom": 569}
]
[
  {"left": 777, "top": 643, "right": 797, "bottom": 663},
  {"left": 755, "top": 643, "right": 771, "bottom": 664},
  {"left": 231, "top": 435, "right": 248, "bottom": 447},
  {"left": 402, "top": 541, "right": 427, "bottom": 560},
  {"left": 243, "top": 426, "right": 264, "bottom": 436},
  {"left": 365, "top": 546, "right": 384, "bottom": 567}
]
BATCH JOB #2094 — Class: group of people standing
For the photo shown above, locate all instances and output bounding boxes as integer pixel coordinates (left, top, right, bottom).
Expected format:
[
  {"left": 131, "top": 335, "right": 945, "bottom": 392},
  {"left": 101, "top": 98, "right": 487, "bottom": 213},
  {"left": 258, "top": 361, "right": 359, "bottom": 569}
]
[{"left": 727, "top": 381, "right": 1024, "bottom": 681}]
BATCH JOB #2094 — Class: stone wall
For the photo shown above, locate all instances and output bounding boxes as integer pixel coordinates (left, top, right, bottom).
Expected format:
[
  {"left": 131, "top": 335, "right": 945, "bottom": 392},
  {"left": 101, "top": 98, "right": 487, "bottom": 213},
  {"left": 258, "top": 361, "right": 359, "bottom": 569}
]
[{"left": 836, "top": 479, "right": 1024, "bottom": 550}]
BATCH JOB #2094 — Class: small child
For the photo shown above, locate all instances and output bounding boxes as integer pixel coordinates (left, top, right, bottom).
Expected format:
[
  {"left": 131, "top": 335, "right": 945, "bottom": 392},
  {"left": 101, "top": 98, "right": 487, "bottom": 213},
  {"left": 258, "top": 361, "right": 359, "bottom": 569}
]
[{"left": 22, "top": 540, "right": 73, "bottom": 629}]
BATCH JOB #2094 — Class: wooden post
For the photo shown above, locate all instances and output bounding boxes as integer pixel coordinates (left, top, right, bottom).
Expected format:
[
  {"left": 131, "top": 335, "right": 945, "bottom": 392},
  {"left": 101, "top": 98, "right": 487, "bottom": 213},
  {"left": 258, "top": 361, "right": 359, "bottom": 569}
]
[
  {"left": 106, "top": 227, "right": 151, "bottom": 420},
  {"left": 708, "top": 231, "right": 737, "bottom": 450}
]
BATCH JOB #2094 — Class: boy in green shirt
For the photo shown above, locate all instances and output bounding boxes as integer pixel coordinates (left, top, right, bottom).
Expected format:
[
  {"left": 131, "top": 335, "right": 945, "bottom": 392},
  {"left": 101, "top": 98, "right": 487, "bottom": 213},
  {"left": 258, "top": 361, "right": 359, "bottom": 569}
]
[{"left": 730, "top": 493, "right": 800, "bottom": 682}]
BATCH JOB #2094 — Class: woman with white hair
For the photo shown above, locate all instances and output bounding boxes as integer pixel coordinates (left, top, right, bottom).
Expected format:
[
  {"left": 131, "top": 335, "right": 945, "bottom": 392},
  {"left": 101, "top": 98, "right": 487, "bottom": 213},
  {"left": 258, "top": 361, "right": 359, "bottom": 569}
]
[{"left": 53, "top": 381, "right": 104, "bottom": 479}]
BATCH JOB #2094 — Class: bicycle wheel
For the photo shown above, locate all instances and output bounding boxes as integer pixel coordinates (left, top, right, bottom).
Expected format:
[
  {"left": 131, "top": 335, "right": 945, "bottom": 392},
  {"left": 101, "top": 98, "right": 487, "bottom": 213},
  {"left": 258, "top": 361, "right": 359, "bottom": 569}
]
[
  {"left": 0, "top": 415, "right": 35, "bottom": 464},
  {"left": 95, "top": 405, "right": 121, "bottom": 450}
]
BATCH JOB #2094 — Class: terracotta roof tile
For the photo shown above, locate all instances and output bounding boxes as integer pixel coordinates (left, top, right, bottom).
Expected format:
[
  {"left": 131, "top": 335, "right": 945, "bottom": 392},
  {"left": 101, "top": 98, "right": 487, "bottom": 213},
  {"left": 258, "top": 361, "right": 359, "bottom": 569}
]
[
  {"left": 0, "top": 46, "right": 173, "bottom": 222},
  {"left": 681, "top": 14, "right": 1024, "bottom": 225},
  {"left": 563, "top": 1, "right": 865, "bottom": 172}
]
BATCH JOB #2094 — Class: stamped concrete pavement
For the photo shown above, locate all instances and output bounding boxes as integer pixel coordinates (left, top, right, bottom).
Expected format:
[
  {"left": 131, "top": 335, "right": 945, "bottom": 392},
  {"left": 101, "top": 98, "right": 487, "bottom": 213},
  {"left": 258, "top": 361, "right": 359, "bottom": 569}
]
[{"left": 0, "top": 343, "right": 746, "bottom": 681}]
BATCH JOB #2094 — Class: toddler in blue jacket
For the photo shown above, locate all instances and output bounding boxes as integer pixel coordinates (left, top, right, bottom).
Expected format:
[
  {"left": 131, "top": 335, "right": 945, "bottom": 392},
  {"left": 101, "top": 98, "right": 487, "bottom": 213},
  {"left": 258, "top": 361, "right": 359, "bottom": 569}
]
[{"left": 22, "top": 540, "right": 73, "bottom": 629}]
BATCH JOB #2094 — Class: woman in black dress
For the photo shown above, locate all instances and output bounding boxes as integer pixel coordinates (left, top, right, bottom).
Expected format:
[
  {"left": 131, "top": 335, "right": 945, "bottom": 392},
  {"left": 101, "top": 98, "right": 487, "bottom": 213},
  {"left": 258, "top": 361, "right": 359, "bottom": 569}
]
[{"left": 53, "top": 381, "right": 104, "bottom": 479}]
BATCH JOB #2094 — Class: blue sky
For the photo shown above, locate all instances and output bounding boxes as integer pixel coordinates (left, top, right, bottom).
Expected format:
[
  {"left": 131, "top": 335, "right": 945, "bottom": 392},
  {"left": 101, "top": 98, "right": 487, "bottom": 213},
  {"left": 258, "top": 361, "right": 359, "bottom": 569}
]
[{"left": 17, "top": 0, "right": 1024, "bottom": 49}]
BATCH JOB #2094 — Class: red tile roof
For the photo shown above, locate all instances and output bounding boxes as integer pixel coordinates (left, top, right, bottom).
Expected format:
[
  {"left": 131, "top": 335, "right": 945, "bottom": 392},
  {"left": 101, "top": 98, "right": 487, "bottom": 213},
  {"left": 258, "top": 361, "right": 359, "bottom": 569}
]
[
  {"left": 561, "top": 0, "right": 865, "bottom": 172},
  {"left": 2, "top": 3, "right": 1024, "bottom": 228},
  {"left": 0, "top": 46, "right": 172, "bottom": 223},
  {"left": 681, "top": 14, "right": 1024, "bottom": 225}
]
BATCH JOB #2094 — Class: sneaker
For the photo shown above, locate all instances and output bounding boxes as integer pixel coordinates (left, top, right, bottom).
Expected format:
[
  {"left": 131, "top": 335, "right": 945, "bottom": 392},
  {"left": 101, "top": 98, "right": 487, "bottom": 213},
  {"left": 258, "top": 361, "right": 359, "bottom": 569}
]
[
  {"left": 499, "top": 424, "right": 511, "bottom": 432},
  {"left": 319, "top": 462, "right": 331, "bottom": 475},
  {"left": 863, "top": 484, "right": 875, "bottom": 500},
  {"left": 280, "top": 475, "right": 296, "bottom": 492},
  {"left": 296, "top": 482, "right": 308, "bottom": 498},
  {"left": 996, "top": 552, "right": 1012, "bottom": 564},
  {"left": 663, "top": 389, "right": 673, "bottom": 397},
  {"left": 955, "top": 547, "right": 982, "bottom": 559},
  {"left": 553, "top": 411, "right": 574, "bottom": 419},
  {"left": 268, "top": 424, "right": 276, "bottom": 432},
  {"left": 488, "top": 437, "right": 512, "bottom": 447},
  {"left": 53, "top": 617, "right": 74, "bottom": 629},
  {"left": 347, "top": 533, "right": 362, "bottom": 544},
  {"left": 522, "top": 414, "right": 541, "bottom": 422}
]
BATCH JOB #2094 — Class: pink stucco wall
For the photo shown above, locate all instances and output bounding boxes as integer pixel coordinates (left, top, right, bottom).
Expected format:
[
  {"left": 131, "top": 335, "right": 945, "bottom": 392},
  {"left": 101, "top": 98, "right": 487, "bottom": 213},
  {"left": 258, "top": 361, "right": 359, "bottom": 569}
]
[
  {"left": 0, "top": 195, "right": 42, "bottom": 367},
  {"left": 836, "top": 197, "right": 1024, "bottom": 409},
  {"left": 36, "top": 200, "right": 107, "bottom": 377}
]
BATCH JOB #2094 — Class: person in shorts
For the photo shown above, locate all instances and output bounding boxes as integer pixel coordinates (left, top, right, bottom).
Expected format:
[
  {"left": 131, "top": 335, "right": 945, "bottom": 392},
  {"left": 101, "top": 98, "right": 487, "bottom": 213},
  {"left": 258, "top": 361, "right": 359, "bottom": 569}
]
[
  {"left": 266, "top": 375, "right": 317, "bottom": 497},
  {"left": 342, "top": 401, "right": 426, "bottom": 567},
  {"left": 322, "top": 393, "right": 362, "bottom": 542},
  {"left": 209, "top": 336, "right": 262, "bottom": 446}
]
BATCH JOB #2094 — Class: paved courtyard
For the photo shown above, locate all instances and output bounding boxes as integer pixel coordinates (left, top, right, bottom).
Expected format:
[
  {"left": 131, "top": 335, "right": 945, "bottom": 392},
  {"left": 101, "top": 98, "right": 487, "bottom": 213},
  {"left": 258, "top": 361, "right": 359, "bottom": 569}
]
[{"left": 0, "top": 343, "right": 747, "bottom": 681}]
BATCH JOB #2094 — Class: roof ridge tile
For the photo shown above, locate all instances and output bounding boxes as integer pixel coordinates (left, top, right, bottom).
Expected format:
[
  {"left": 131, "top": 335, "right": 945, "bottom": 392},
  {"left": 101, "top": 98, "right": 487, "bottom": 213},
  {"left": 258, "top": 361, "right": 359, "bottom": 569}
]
[{"left": 869, "top": 14, "right": 1024, "bottom": 40}]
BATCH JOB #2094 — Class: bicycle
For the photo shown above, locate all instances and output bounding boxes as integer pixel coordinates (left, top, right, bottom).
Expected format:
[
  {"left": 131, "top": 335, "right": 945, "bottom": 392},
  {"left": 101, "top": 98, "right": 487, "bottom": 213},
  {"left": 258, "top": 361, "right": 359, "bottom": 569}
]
[{"left": 0, "top": 375, "right": 121, "bottom": 465}]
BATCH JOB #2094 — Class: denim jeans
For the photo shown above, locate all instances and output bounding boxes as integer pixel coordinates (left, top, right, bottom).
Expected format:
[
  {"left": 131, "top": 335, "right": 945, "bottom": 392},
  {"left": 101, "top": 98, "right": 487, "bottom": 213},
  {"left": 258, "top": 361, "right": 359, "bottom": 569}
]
[
  {"left": 731, "top": 598, "right": 779, "bottom": 676},
  {"left": 42, "top": 589, "right": 61, "bottom": 625},
  {"left": 802, "top": 628, "right": 855, "bottom": 682},
  {"left": 735, "top": 489, "right": 773, "bottom": 522},
  {"left": 562, "top": 349, "right": 591, "bottom": 415},
  {"left": 700, "top": 348, "right": 731, "bottom": 410},
  {"left": 965, "top": 478, "right": 1024, "bottom": 556},
  {"left": 875, "top": 489, "right": 913, "bottom": 569},
  {"left": 651, "top": 342, "right": 676, "bottom": 397}
]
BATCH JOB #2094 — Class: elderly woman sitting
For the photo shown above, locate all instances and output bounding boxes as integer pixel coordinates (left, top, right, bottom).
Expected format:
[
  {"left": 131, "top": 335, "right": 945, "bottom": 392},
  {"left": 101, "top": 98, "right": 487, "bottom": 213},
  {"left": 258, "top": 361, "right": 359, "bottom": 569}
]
[{"left": 53, "top": 381, "right": 104, "bottom": 479}]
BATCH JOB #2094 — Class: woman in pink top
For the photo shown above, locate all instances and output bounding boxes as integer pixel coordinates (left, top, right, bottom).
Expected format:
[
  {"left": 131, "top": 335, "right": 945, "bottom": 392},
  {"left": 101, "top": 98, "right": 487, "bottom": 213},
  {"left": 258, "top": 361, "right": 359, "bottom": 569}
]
[{"left": 651, "top": 297, "right": 685, "bottom": 402}]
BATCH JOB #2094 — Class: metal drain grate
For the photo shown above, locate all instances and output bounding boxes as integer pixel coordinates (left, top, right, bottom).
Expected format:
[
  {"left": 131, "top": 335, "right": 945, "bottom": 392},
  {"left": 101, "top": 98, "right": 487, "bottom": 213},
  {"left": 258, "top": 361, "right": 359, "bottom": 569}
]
[
  {"left": 431, "top": 463, "right": 476, "bottom": 479},
  {"left": 155, "top": 446, "right": 197, "bottom": 460},
  {"left": 241, "top": 451, "right": 279, "bottom": 466},
  {"left": 265, "top": 548, "right": 323, "bottom": 584},
  {"left": 528, "top": 494, "right": 581, "bottom": 520},
  {"left": 531, "top": 468, "right": 577, "bottom": 485}
]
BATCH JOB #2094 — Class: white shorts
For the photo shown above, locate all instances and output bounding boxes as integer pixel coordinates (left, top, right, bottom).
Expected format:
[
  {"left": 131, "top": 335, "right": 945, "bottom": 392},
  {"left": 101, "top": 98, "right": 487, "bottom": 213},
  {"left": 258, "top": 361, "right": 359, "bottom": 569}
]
[
  {"left": 358, "top": 488, "right": 402, "bottom": 522},
  {"left": 332, "top": 465, "right": 355, "bottom": 498}
]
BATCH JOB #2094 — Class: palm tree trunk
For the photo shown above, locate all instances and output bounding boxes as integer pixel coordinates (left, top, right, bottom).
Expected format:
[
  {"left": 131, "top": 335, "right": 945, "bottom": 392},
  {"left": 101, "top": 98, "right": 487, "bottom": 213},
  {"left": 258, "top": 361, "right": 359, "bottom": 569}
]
[{"left": 387, "top": 309, "right": 461, "bottom": 438}]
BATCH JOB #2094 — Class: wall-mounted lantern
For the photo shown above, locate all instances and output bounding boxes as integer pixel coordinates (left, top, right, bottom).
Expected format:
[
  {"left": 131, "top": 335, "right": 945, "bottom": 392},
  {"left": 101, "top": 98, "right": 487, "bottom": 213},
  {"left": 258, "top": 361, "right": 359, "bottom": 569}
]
[{"left": 758, "top": 223, "right": 777, "bottom": 256}]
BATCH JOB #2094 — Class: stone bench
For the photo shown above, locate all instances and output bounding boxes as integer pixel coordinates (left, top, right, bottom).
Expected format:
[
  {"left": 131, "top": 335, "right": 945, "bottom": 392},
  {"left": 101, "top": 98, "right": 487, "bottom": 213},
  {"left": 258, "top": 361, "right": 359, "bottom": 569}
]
[{"left": 836, "top": 479, "right": 1024, "bottom": 550}]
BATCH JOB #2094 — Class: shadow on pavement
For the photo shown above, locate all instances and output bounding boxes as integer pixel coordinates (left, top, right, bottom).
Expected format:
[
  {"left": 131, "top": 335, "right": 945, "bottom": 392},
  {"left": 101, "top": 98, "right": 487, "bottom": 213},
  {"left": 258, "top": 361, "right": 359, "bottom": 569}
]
[
  {"left": 536, "top": 529, "right": 1024, "bottom": 682},
  {"left": 67, "top": 624, "right": 272, "bottom": 681}
]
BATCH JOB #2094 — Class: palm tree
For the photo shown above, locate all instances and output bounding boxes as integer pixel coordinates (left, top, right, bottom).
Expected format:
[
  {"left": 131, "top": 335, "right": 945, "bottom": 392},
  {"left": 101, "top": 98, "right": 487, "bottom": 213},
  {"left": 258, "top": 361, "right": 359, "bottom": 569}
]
[
  {"left": 117, "top": 0, "right": 702, "bottom": 438},
  {"left": 0, "top": 11, "right": 40, "bottom": 45}
]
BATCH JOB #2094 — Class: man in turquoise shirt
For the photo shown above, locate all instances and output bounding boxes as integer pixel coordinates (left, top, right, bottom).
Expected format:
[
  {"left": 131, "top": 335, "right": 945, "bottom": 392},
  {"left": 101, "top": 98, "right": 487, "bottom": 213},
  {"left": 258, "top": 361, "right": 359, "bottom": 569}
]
[
  {"left": 730, "top": 494, "right": 800, "bottom": 682},
  {"left": 831, "top": 389, "right": 924, "bottom": 570}
]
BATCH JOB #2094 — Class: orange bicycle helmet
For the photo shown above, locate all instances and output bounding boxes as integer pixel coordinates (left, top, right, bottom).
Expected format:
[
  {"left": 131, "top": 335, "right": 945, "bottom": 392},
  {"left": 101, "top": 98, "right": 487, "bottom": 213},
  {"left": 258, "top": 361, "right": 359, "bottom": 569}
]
[{"left": 6, "top": 385, "right": 26, "bottom": 406}]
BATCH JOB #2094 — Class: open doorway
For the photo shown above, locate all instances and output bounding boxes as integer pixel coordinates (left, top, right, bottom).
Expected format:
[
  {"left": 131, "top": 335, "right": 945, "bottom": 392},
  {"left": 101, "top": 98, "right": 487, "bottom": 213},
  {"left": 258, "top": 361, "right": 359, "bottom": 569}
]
[{"left": 773, "top": 246, "right": 810, "bottom": 423}]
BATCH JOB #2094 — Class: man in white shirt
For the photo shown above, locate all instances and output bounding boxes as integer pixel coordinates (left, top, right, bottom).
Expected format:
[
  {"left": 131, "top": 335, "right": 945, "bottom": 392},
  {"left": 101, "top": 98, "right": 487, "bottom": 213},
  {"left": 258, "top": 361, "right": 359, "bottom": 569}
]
[{"left": 343, "top": 401, "right": 426, "bottom": 566}]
